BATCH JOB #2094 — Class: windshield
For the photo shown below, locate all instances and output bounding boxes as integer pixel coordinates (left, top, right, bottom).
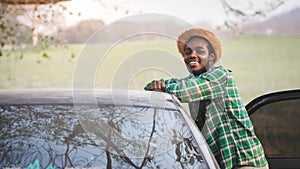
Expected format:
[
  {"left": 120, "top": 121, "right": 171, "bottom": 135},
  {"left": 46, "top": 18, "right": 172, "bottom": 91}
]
[{"left": 0, "top": 105, "right": 209, "bottom": 169}]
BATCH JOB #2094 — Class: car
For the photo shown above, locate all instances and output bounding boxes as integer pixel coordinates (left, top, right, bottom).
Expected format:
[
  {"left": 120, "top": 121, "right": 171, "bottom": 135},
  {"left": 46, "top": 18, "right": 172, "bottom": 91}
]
[
  {"left": 0, "top": 89, "right": 219, "bottom": 169},
  {"left": 1, "top": 89, "right": 299, "bottom": 169},
  {"left": 246, "top": 89, "right": 300, "bottom": 169}
]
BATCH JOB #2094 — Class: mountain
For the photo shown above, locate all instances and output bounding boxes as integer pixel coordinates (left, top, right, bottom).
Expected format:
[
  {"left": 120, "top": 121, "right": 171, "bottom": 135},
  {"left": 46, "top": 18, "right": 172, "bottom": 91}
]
[{"left": 241, "top": 8, "right": 300, "bottom": 35}]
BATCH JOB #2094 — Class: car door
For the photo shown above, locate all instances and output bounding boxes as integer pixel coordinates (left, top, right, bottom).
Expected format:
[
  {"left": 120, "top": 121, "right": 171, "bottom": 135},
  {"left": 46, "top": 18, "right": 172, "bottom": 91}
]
[{"left": 246, "top": 90, "right": 300, "bottom": 169}]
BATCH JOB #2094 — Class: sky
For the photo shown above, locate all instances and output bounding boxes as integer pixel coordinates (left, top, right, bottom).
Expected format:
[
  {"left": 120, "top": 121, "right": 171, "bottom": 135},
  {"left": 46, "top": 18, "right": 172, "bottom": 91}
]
[{"left": 63, "top": 0, "right": 300, "bottom": 28}]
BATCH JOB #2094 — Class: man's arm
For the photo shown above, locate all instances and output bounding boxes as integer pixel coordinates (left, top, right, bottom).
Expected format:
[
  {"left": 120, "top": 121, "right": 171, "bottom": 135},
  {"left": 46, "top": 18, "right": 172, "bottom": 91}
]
[
  {"left": 166, "top": 77, "right": 225, "bottom": 102},
  {"left": 167, "top": 69, "right": 227, "bottom": 102},
  {"left": 144, "top": 77, "right": 181, "bottom": 91},
  {"left": 144, "top": 68, "right": 227, "bottom": 103}
]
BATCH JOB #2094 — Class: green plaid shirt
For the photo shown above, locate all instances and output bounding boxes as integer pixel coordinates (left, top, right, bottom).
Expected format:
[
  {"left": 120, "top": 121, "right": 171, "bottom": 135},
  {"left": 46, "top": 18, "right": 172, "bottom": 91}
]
[{"left": 144, "top": 65, "right": 268, "bottom": 169}]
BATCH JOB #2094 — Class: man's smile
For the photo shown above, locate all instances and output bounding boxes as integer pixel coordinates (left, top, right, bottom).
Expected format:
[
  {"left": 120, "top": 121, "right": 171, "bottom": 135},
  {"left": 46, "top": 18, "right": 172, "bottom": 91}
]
[
  {"left": 187, "top": 58, "right": 201, "bottom": 67},
  {"left": 189, "top": 61, "right": 199, "bottom": 67}
]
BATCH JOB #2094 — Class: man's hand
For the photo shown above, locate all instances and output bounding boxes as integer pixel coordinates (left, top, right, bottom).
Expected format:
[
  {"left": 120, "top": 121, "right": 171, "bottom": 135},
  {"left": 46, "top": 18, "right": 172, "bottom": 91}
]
[{"left": 147, "top": 81, "right": 166, "bottom": 91}]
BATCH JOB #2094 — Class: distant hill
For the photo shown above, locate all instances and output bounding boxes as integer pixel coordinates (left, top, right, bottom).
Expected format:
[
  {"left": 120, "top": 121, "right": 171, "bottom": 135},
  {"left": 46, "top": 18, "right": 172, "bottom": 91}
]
[
  {"left": 241, "top": 8, "right": 300, "bottom": 35},
  {"left": 61, "top": 8, "right": 300, "bottom": 43}
]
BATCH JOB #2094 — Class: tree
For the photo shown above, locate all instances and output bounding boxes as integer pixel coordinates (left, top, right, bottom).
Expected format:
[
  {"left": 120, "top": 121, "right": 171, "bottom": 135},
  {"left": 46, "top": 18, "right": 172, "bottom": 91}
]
[
  {"left": 0, "top": 0, "right": 67, "bottom": 4},
  {"left": 219, "top": 0, "right": 285, "bottom": 29},
  {"left": 0, "top": 0, "right": 76, "bottom": 58}
]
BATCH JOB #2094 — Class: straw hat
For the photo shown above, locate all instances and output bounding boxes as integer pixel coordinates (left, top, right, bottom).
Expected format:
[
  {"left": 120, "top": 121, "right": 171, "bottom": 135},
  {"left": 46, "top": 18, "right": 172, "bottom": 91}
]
[{"left": 177, "top": 27, "right": 222, "bottom": 60}]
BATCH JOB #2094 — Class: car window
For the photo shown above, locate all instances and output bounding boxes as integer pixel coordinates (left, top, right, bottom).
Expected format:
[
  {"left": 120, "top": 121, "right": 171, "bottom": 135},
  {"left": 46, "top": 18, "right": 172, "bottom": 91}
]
[
  {"left": 0, "top": 105, "right": 209, "bottom": 169},
  {"left": 250, "top": 99, "right": 300, "bottom": 158}
]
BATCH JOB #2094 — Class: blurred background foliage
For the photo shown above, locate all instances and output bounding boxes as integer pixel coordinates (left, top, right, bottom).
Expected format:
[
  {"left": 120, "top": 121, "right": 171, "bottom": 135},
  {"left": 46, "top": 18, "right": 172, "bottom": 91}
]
[
  {"left": 0, "top": 0, "right": 299, "bottom": 103},
  {"left": 0, "top": 0, "right": 286, "bottom": 58}
]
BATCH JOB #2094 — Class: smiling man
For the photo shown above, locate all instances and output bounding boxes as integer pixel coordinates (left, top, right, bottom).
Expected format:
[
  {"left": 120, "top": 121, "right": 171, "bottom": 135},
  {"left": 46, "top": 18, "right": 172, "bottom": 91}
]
[{"left": 144, "top": 27, "right": 268, "bottom": 169}]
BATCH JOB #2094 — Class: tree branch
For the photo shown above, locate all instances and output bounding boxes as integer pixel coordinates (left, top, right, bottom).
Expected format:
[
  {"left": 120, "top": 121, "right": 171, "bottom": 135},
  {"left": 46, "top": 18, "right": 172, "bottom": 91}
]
[
  {"left": 0, "top": 0, "right": 69, "bottom": 4},
  {"left": 219, "top": 0, "right": 285, "bottom": 29},
  {"left": 139, "top": 108, "right": 157, "bottom": 168}
]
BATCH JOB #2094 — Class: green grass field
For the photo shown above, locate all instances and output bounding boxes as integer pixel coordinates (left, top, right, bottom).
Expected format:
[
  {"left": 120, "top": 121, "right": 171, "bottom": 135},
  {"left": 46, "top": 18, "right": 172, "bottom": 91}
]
[{"left": 1, "top": 35, "right": 300, "bottom": 104}]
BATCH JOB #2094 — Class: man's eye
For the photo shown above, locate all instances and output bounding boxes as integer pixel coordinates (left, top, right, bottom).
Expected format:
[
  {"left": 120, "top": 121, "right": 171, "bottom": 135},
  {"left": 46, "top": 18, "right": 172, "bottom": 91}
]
[
  {"left": 184, "top": 48, "right": 193, "bottom": 55},
  {"left": 195, "top": 49, "right": 204, "bottom": 54}
]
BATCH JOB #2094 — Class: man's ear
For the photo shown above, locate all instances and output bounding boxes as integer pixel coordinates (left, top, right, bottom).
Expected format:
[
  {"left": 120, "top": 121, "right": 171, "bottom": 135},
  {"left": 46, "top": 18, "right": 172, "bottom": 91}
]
[{"left": 210, "top": 53, "right": 216, "bottom": 62}]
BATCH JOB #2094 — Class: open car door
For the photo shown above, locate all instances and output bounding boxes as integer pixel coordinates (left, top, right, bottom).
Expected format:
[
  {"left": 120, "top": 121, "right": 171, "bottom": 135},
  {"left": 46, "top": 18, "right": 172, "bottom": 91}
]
[{"left": 246, "top": 90, "right": 300, "bottom": 169}]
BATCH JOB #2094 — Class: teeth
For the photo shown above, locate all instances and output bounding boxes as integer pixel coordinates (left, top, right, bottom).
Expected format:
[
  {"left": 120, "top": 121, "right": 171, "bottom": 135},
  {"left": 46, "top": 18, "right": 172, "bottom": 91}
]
[{"left": 189, "top": 61, "right": 198, "bottom": 65}]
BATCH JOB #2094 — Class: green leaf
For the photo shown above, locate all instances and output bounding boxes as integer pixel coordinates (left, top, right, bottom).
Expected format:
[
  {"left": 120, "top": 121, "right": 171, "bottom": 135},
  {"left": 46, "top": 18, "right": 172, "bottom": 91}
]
[
  {"left": 42, "top": 52, "right": 49, "bottom": 58},
  {"left": 19, "top": 53, "right": 24, "bottom": 59},
  {"left": 0, "top": 24, "right": 6, "bottom": 31}
]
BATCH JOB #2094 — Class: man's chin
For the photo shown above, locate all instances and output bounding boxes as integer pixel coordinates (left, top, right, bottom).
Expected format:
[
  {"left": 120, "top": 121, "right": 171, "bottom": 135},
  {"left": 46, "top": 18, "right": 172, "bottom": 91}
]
[{"left": 190, "top": 68, "right": 207, "bottom": 76}]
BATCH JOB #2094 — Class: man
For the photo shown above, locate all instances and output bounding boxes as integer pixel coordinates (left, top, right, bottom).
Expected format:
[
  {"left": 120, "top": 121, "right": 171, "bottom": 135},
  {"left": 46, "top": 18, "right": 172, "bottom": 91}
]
[{"left": 144, "top": 27, "right": 268, "bottom": 169}]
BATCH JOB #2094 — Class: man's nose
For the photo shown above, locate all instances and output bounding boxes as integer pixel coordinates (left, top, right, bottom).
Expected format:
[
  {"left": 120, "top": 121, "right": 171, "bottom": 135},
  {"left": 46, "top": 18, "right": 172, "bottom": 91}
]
[{"left": 190, "top": 50, "right": 198, "bottom": 57}]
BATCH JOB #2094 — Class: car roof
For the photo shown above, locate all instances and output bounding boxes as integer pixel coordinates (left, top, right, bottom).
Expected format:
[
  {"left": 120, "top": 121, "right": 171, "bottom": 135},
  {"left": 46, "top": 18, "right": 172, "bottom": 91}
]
[{"left": 0, "top": 89, "right": 181, "bottom": 110}]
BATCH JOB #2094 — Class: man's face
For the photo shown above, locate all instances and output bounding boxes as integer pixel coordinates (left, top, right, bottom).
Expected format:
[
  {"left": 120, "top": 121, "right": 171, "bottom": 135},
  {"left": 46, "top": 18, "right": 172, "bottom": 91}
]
[{"left": 183, "top": 37, "right": 213, "bottom": 76}]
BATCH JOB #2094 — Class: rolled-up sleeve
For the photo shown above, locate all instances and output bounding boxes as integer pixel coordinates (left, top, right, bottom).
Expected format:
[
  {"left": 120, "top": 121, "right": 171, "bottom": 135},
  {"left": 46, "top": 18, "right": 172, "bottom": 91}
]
[{"left": 165, "top": 67, "right": 227, "bottom": 103}]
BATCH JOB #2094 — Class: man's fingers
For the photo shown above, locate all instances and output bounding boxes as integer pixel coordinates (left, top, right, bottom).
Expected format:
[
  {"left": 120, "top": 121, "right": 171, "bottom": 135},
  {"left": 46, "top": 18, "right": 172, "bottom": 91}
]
[
  {"left": 161, "top": 82, "right": 166, "bottom": 89},
  {"left": 154, "top": 81, "right": 158, "bottom": 89},
  {"left": 149, "top": 81, "right": 156, "bottom": 90},
  {"left": 148, "top": 81, "right": 165, "bottom": 91},
  {"left": 157, "top": 81, "right": 161, "bottom": 89}
]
